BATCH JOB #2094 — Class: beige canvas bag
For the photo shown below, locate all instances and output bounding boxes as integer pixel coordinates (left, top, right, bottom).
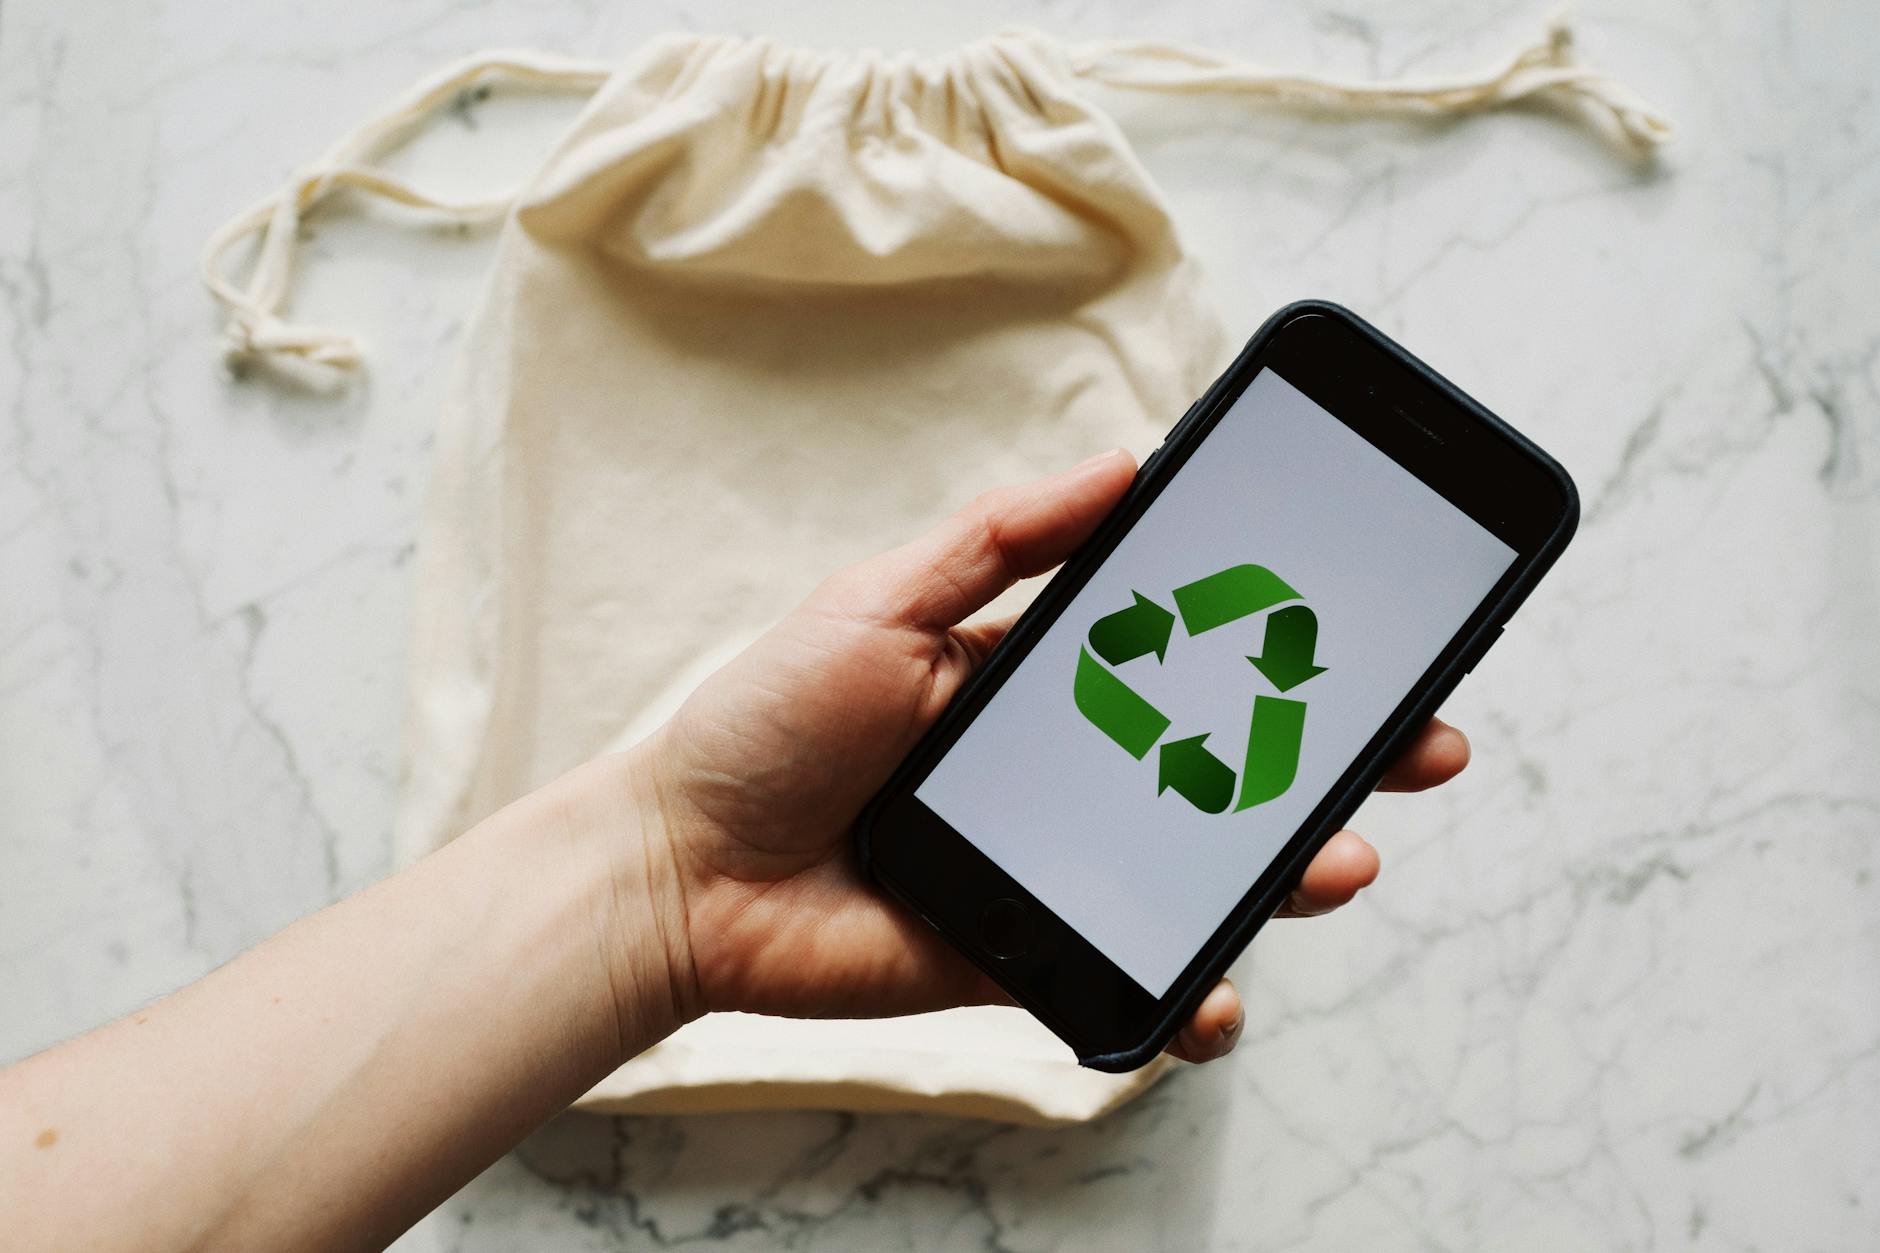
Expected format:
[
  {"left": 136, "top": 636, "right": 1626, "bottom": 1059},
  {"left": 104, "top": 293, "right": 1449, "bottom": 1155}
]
[{"left": 203, "top": 21, "right": 1664, "bottom": 1124}]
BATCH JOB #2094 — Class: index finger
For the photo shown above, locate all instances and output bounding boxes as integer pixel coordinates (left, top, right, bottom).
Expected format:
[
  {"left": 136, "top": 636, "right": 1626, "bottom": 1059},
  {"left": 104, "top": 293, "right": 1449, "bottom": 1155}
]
[{"left": 844, "top": 450, "right": 1137, "bottom": 632}]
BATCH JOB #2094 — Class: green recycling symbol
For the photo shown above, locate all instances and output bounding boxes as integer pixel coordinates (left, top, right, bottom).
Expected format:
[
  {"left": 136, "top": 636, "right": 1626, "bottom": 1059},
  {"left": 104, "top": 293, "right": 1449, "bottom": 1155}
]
[{"left": 1072, "top": 565, "right": 1327, "bottom": 814}]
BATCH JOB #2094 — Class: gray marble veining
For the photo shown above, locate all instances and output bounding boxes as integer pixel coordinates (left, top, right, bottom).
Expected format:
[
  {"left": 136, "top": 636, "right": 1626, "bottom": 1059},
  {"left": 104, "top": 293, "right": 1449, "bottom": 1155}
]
[{"left": 2, "top": 0, "right": 1876, "bottom": 1249}]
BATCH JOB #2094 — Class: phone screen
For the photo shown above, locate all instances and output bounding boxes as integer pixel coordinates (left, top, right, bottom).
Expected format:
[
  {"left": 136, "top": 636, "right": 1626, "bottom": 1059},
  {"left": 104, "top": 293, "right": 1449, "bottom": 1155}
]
[{"left": 915, "top": 367, "right": 1518, "bottom": 997}]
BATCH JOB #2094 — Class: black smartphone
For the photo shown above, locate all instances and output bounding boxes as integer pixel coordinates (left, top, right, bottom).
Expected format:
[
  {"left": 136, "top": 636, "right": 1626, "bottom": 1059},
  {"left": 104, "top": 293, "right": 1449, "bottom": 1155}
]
[{"left": 856, "top": 301, "right": 1578, "bottom": 1071}]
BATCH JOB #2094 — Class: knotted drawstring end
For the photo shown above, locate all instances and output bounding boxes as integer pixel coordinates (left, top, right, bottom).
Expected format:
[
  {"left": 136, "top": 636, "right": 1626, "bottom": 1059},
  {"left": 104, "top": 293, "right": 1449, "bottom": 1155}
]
[
  {"left": 200, "top": 49, "right": 615, "bottom": 380},
  {"left": 202, "top": 183, "right": 368, "bottom": 384},
  {"left": 1527, "top": 8, "right": 1675, "bottom": 154},
  {"left": 219, "top": 313, "right": 367, "bottom": 377}
]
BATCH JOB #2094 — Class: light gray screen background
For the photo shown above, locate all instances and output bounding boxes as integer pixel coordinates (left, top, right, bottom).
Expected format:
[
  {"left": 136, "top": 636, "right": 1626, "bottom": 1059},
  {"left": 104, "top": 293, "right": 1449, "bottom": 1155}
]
[{"left": 916, "top": 369, "right": 1517, "bottom": 996}]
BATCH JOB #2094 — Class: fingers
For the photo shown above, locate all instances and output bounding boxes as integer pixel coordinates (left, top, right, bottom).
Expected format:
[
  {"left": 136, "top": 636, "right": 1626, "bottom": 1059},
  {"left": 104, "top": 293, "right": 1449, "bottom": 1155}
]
[
  {"left": 844, "top": 449, "right": 1137, "bottom": 631},
  {"left": 1166, "top": 832, "right": 1383, "bottom": 1065},
  {"left": 1377, "top": 718, "right": 1470, "bottom": 791},
  {"left": 1167, "top": 979, "right": 1244, "bottom": 1064},
  {"left": 947, "top": 612, "right": 1020, "bottom": 671},
  {"left": 1277, "top": 828, "right": 1380, "bottom": 917}
]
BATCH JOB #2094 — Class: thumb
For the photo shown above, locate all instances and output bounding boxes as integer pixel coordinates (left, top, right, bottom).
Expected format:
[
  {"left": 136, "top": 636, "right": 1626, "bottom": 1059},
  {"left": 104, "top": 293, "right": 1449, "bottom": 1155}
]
[{"left": 852, "top": 449, "right": 1138, "bottom": 631}]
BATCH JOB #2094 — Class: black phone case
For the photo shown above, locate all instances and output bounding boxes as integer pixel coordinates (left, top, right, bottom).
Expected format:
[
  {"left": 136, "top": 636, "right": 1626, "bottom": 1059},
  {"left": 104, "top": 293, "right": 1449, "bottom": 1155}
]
[{"left": 855, "top": 300, "right": 1580, "bottom": 1072}]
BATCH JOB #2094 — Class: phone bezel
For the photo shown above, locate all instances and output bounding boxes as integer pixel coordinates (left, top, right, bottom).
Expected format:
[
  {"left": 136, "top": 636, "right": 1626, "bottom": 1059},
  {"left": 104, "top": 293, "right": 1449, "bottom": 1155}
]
[{"left": 855, "top": 301, "right": 1579, "bottom": 1070}]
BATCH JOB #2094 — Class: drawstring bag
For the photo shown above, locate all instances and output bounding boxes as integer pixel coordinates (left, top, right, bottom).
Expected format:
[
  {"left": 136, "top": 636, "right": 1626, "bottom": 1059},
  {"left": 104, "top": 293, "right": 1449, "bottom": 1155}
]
[{"left": 204, "top": 21, "right": 1666, "bottom": 1124}]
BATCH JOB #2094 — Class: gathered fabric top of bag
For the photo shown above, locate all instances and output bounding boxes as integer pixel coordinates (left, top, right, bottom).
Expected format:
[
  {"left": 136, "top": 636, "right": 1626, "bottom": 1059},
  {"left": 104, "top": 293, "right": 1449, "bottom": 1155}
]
[
  {"left": 195, "top": 19, "right": 1667, "bottom": 1125},
  {"left": 202, "top": 20, "right": 1668, "bottom": 372}
]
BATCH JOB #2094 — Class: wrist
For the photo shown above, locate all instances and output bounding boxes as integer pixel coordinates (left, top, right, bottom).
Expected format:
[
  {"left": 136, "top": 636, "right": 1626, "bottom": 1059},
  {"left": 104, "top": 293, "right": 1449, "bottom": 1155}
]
[
  {"left": 583, "top": 745, "right": 707, "bottom": 1046},
  {"left": 601, "top": 741, "right": 706, "bottom": 1030}
]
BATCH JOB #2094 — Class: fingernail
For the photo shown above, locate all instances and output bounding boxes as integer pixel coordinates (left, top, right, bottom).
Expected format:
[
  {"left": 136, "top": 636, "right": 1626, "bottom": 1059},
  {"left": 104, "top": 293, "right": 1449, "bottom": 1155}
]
[
  {"left": 1218, "top": 1009, "right": 1245, "bottom": 1056},
  {"left": 1287, "top": 888, "right": 1326, "bottom": 918},
  {"left": 1071, "top": 447, "right": 1127, "bottom": 472},
  {"left": 1450, "top": 725, "right": 1472, "bottom": 768}
]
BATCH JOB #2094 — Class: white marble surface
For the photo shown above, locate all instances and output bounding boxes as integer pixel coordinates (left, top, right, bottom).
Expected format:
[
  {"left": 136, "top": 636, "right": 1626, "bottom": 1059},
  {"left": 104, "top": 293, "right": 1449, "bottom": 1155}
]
[{"left": 4, "top": 0, "right": 1877, "bottom": 1248}]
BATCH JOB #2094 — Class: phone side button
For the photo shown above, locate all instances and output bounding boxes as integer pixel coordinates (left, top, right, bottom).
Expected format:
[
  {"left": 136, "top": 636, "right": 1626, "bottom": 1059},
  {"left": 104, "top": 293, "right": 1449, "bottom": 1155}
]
[
  {"left": 1463, "top": 624, "right": 1506, "bottom": 674},
  {"left": 977, "top": 898, "right": 1031, "bottom": 960}
]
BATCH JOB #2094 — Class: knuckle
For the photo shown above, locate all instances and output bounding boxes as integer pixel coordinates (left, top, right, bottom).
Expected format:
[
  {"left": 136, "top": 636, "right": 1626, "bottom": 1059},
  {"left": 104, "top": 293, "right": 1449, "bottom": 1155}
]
[
  {"left": 809, "top": 562, "right": 881, "bottom": 621},
  {"left": 959, "top": 491, "right": 1017, "bottom": 576}
]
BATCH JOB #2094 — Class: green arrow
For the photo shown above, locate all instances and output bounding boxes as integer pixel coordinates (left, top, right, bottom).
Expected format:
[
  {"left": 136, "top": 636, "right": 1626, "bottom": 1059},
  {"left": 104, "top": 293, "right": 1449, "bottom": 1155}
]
[
  {"left": 1088, "top": 591, "right": 1176, "bottom": 666},
  {"left": 1158, "top": 733, "right": 1236, "bottom": 814},
  {"left": 1173, "top": 564, "right": 1299, "bottom": 636},
  {"left": 1246, "top": 605, "right": 1327, "bottom": 692},
  {"left": 1237, "top": 695, "right": 1306, "bottom": 811},
  {"left": 1074, "top": 646, "right": 1170, "bottom": 760}
]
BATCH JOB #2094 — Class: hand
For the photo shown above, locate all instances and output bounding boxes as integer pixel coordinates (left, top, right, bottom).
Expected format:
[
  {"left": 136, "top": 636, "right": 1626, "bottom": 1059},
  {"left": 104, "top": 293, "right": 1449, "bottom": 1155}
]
[{"left": 631, "top": 449, "right": 1470, "bottom": 1064}]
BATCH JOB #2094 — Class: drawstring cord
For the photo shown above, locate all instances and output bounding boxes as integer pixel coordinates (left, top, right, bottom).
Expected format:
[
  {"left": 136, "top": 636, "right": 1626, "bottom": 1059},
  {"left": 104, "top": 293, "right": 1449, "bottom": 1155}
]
[
  {"left": 1066, "top": 15, "right": 1672, "bottom": 151},
  {"left": 202, "top": 20, "right": 1669, "bottom": 377},
  {"left": 200, "top": 49, "right": 612, "bottom": 373}
]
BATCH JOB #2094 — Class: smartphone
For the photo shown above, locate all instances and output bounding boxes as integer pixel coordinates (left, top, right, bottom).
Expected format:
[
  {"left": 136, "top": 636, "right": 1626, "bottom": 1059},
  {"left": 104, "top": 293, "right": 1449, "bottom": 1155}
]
[{"left": 856, "top": 301, "right": 1578, "bottom": 1071}]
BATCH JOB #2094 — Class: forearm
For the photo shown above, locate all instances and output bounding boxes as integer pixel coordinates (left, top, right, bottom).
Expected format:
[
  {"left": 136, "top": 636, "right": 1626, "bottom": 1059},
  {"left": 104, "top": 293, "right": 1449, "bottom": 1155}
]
[{"left": 0, "top": 753, "right": 686, "bottom": 1252}]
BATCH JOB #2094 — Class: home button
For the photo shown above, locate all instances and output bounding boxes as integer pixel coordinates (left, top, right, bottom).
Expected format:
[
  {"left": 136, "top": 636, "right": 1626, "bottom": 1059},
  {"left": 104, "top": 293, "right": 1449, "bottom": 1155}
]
[{"left": 977, "top": 898, "right": 1031, "bottom": 960}]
